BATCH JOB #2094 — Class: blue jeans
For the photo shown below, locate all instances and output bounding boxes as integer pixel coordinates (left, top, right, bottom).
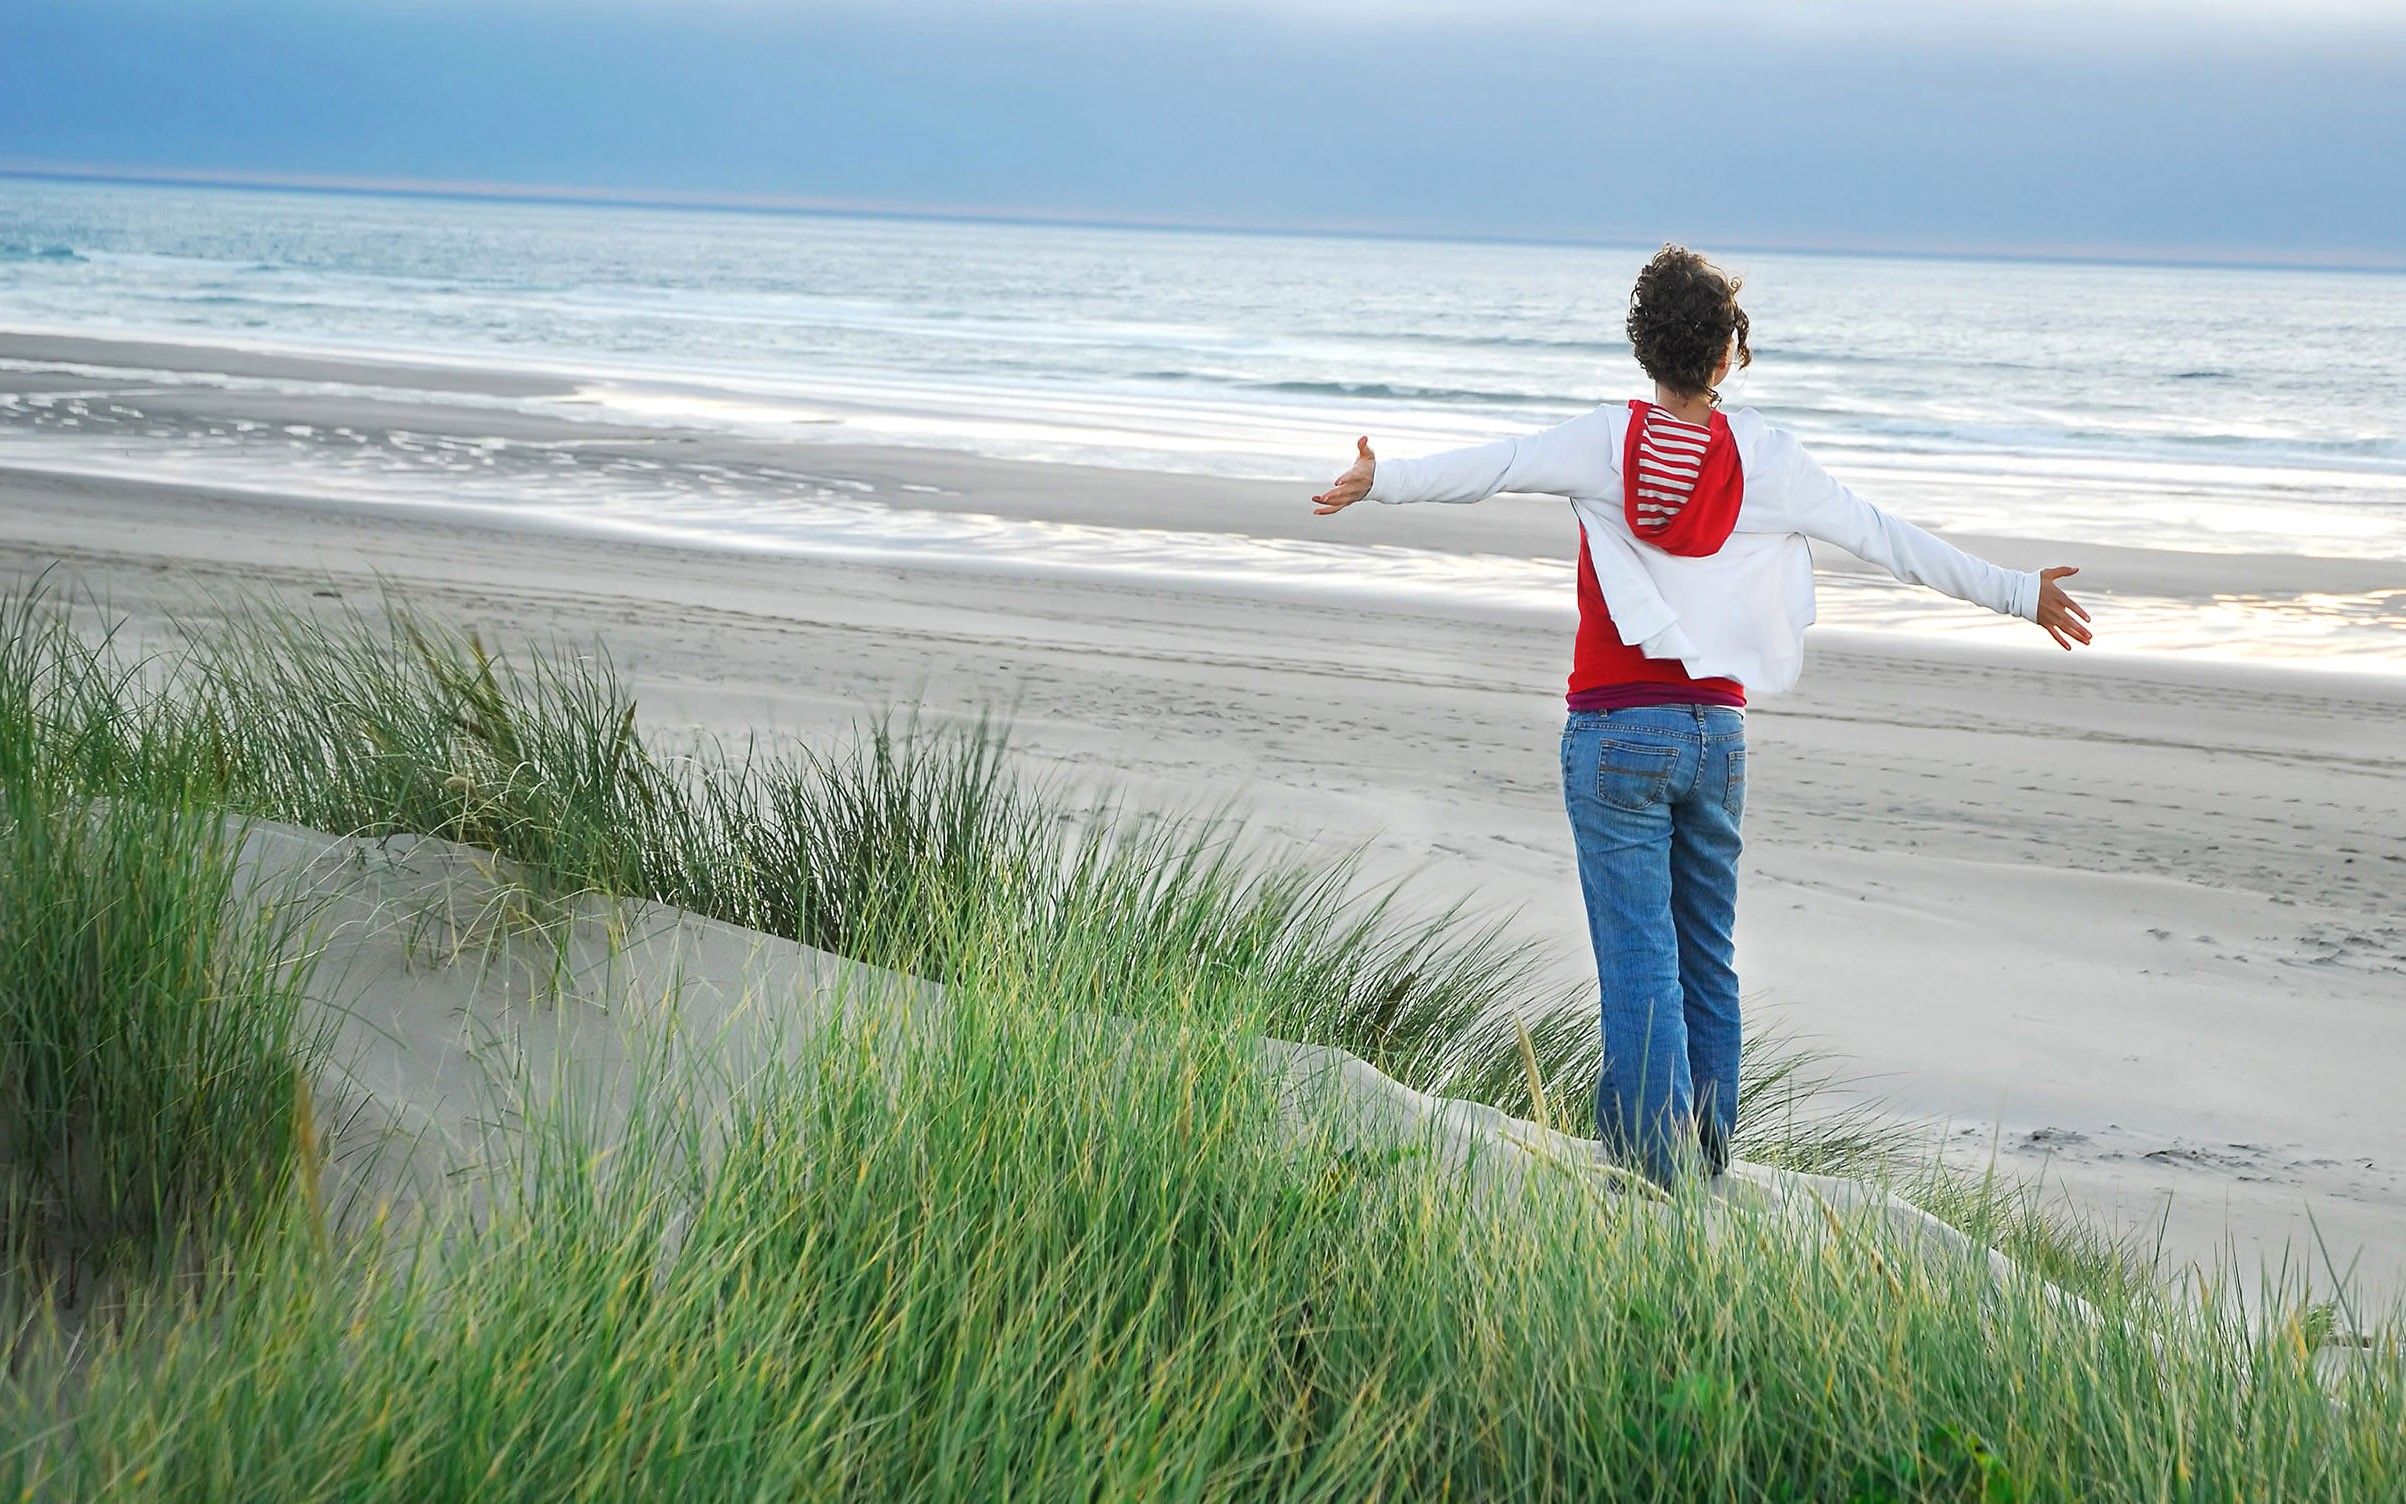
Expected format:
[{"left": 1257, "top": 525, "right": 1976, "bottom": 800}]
[{"left": 1560, "top": 705, "right": 1746, "bottom": 1186}]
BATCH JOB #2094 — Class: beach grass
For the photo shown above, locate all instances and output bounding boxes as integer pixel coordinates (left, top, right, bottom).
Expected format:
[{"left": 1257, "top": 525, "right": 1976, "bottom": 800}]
[
  {"left": 122, "top": 587, "right": 1909, "bottom": 1177},
  {"left": 8, "top": 914, "right": 2401, "bottom": 1500},
  {"left": 2, "top": 581, "right": 2399, "bottom": 1499},
  {"left": 0, "top": 589, "right": 325, "bottom": 1301}
]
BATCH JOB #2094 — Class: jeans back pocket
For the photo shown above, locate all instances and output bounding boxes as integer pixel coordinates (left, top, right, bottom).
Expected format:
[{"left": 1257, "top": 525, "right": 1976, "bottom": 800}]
[{"left": 1596, "top": 740, "right": 1679, "bottom": 812}]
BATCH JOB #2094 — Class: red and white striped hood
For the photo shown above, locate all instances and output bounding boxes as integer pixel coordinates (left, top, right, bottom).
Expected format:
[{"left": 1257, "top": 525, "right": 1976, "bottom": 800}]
[{"left": 1620, "top": 399, "right": 1742, "bottom": 558}]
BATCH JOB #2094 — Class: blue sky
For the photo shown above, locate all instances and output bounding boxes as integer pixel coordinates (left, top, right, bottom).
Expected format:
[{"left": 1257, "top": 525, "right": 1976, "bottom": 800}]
[{"left": 5, "top": 0, "right": 2403, "bottom": 264}]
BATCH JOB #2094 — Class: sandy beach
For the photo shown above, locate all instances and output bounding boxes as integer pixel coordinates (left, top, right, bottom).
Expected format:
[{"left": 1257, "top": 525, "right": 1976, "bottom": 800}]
[{"left": 5, "top": 330, "right": 2403, "bottom": 1307}]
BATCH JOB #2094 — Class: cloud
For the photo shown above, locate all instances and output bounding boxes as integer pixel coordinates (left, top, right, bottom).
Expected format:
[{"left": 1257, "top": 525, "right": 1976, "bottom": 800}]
[
  {"left": 584, "top": 0, "right": 2406, "bottom": 43},
  {"left": 4, "top": 0, "right": 2400, "bottom": 263}
]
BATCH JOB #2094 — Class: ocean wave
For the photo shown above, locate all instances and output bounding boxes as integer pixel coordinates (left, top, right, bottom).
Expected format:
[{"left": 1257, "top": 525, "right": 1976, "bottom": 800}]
[
  {"left": 1239, "top": 377, "right": 1577, "bottom": 407},
  {"left": 1754, "top": 405, "right": 2406, "bottom": 470},
  {"left": 1345, "top": 328, "right": 1630, "bottom": 357},
  {"left": 1758, "top": 345, "right": 2052, "bottom": 375},
  {"left": 0, "top": 242, "right": 86, "bottom": 264},
  {"left": 1125, "top": 368, "right": 1585, "bottom": 408}
]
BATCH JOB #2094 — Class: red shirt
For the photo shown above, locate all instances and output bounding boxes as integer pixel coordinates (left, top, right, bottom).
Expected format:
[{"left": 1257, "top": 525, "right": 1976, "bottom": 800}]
[{"left": 1564, "top": 401, "right": 1749, "bottom": 711}]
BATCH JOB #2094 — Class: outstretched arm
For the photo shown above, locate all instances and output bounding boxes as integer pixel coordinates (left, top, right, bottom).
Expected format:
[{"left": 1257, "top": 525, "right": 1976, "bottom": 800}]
[
  {"left": 1311, "top": 406, "right": 1622, "bottom": 515},
  {"left": 1757, "top": 429, "right": 2093, "bottom": 650}
]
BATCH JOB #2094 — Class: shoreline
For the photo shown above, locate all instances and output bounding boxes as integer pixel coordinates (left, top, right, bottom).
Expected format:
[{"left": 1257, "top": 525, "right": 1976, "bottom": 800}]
[
  {"left": 10, "top": 322, "right": 2406, "bottom": 539},
  {"left": 7, "top": 329, "right": 2405, "bottom": 679},
  {"left": 11, "top": 453, "right": 2406, "bottom": 701}
]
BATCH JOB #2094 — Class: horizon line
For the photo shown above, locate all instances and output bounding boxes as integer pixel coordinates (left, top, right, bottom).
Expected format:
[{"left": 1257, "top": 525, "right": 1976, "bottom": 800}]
[{"left": 5, "top": 159, "right": 2403, "bottom": 278}]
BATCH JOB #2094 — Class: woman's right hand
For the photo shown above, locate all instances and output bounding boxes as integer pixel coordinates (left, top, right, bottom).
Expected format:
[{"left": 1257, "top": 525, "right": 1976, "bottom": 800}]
[{"left": 1312, "top": 437, "right": 1376, "bottom": 515}]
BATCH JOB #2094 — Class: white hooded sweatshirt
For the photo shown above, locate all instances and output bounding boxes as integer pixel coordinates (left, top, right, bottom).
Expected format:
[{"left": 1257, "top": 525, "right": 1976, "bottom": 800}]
[{"left": 1364, "top": 402, "right": 2040, "bottom": 695}]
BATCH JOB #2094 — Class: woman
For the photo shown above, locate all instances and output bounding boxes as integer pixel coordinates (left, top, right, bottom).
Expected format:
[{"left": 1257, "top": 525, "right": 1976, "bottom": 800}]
[{"left": 1310, "top": 245, "right": 2092, "bottom": 1187}]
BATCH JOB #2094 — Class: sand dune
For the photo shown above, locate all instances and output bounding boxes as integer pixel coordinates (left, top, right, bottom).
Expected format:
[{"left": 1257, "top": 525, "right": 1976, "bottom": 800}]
[{"left": 235, "top": 814, "right": 2066, "bottom": 1319}]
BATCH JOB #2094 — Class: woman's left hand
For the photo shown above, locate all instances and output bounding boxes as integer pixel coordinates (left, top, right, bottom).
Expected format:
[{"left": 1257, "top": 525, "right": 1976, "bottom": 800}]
[
  {"left": 2035, "top": 566, "right": 2093, "bottom": 650},
  {"left": 1312, "top": 437, "right": 1376, "bottom": 515}
]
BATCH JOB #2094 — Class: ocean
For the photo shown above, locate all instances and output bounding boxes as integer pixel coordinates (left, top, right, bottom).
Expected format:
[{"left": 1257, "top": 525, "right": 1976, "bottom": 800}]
[{"left": 4, "top": 176, "right": 2403, "bottom": 669}]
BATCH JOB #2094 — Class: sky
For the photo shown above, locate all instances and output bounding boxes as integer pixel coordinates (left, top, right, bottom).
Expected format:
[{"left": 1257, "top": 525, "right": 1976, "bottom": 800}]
[{"left": 5, "top": 0, "right": 2404, "bottom": 265}]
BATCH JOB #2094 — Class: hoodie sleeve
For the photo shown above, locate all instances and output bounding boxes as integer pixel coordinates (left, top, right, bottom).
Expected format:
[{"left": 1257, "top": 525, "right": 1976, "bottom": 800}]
[
  {"left": 1365, "top": 406, "right": 1622, "bottom": 506},
  {"left": 1747, "top": 425, "right": 2039, "bottom": 622}
]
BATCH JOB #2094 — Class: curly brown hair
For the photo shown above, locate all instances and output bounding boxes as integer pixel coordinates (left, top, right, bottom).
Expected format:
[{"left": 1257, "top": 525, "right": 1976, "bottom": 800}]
[{"left": 1626, "top": 245, "right": 1752, "bottom": 403}]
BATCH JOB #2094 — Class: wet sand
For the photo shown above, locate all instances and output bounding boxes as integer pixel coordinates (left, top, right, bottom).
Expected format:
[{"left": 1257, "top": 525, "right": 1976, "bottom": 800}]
[{"left": 4, "top": 332, "right": 2403, "bottom": 1308}]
